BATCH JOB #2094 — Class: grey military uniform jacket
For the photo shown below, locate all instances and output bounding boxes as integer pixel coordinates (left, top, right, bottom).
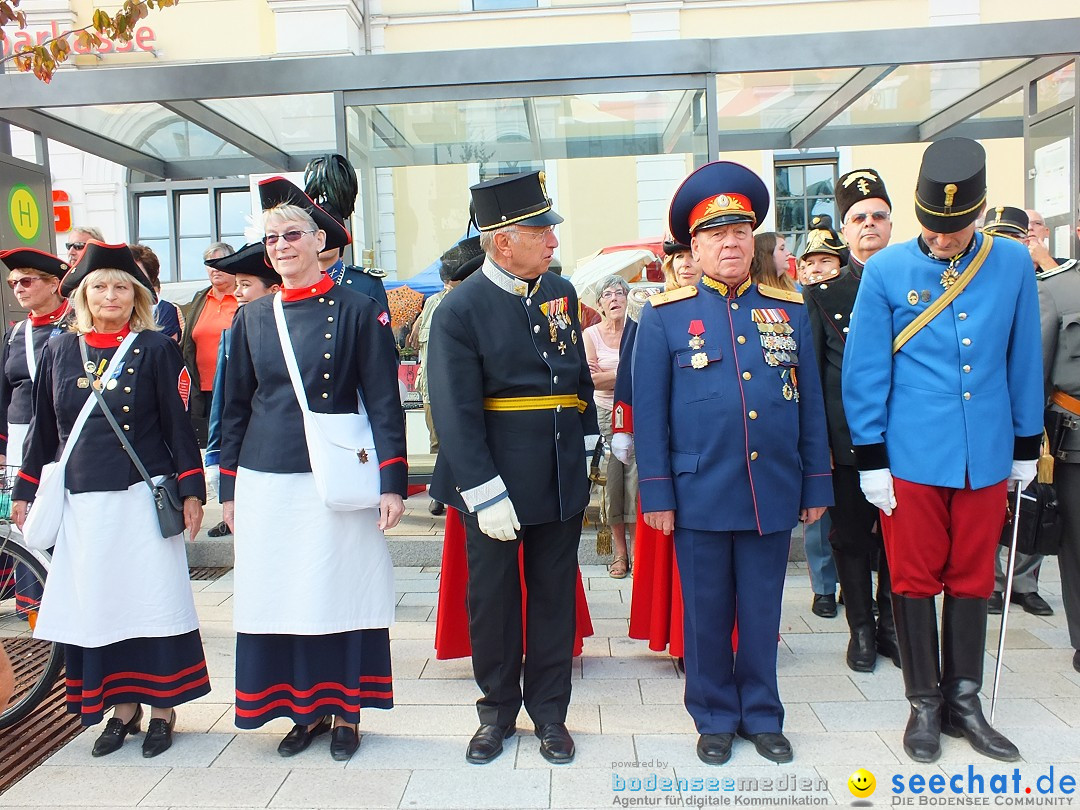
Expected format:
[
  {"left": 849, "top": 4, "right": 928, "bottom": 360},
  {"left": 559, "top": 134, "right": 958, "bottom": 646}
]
[{"left": 1038, "top": 258, "right": 1080, "bottom": 456}]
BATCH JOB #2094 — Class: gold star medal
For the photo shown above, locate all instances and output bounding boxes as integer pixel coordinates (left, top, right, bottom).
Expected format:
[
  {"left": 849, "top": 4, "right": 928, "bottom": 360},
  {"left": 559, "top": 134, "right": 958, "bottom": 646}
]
[
  {"left": 691, "top": 352, "right": 708, "bottom": 369},
  {"left": 940, "top": 267, "right": 960, "bottom": 289}
]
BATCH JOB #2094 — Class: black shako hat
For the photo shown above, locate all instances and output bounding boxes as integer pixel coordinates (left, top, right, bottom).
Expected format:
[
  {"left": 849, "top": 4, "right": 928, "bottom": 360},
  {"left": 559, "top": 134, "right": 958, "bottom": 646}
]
[
  {"left": 914, "top": 138, "right": 987, "bottom": 233},
  {"left": 836, "top": 169, "right": 891, "bottom": 222},
  {"left": 258, "top": 177, "right": 351, "bottom": 253},
  {"left": 450, "top": 236, "right": 485, "bottom": 283},
  {"left": 0, "top": 248, "right": 69, "bottom": 279},
  {"left": 668, "top": 161, "right": 770, "bottom": 247},
  {"left": 60, "top": 240, "right": 155, "bottom": 297},
  {"left": 800, "top": 228, "right": 849, "bottom": 264},
  {"left": 469, "top": 171, "right": 563, "bottom": 232},
  {"left": 206, "top": 242, "right": 282, "bottom": 285},
  {"left": 982, "top": 206, "right": 1029, "bottom": 241}
]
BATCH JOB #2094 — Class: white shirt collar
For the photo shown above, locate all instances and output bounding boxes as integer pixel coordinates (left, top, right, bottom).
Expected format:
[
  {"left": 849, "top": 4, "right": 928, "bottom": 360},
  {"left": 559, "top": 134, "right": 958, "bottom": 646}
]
[{"left": 482, "top": 258, "right": 542, "bottom": 298}]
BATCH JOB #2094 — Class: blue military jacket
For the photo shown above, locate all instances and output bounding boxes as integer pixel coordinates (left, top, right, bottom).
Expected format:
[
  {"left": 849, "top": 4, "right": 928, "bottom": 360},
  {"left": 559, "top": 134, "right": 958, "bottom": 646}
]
[
  {"left": 842, "top": 233, "right": 1044, "bottom": 489},
  {"left": 633, "top": 277, "right": 833, "bottom": 535}
]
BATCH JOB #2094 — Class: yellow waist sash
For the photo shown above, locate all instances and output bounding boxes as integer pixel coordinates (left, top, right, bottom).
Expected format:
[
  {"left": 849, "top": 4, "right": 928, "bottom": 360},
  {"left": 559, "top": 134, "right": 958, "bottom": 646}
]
[{"left": 482, "top": 395, "right": 588, "bottom": 413}]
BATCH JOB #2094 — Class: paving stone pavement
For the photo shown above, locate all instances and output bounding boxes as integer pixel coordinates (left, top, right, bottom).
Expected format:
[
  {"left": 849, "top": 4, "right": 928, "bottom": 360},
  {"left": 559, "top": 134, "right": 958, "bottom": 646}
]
[{"left": 4, "top": 546, "right": 1078, "bottom": 809}]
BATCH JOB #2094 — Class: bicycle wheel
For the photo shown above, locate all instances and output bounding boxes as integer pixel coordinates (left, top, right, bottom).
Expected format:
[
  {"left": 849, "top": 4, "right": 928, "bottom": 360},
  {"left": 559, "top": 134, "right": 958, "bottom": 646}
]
[{"left": 0, "top": 536, "right": 63, "bottom": 729}]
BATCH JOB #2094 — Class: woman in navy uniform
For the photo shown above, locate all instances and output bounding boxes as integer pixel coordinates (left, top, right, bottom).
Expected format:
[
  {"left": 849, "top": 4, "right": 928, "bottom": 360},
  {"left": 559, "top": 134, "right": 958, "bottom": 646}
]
[
  {"left": 0, "top": 248, "right": 71, "bottom": 617},
  {"left": 427, "top": 171, "right": 598, "bottom": 766},
  {"left": 634, "top": 161, "right": 832, "bottom": 766},
  {"left": 12, "top": 241, "right": 209, "bottom": 758},
  {"left": 219, "top": 178, "right": 407, "bottom": 761}
]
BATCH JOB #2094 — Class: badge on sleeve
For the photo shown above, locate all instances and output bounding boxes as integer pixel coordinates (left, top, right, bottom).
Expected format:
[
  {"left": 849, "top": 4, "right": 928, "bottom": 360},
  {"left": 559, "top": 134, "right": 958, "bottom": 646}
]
[
  {"left": 177, "top": 367, "right": 192, "bottom": 411},
  {"left": 378, "top": 311, "right": 391, "bottom": 327}
]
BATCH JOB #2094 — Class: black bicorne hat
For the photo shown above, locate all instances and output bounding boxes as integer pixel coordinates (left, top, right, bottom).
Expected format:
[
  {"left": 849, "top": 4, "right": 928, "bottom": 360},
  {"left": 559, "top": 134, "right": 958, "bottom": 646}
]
[
  {"left": 258, "top": 177, "right": 351, "bottom": 253},
  {"left": 836, "top": 169, "right": 891, "bottom": 223},
  {"left": 662, "top": 240, "right": 691, "bottom": 256},
  {"left": 0, "top": 248, "right": 69, "bottom": 279},
  {"left": 206, "top": 242, "right": 282, "bottom": 285},
  {"left": 981, "top": 206, "right": 1029, "bottom": 241},
  {"left": 914, "top": 138, "right": 987, "bottom": 233},
  {"left": 450, "top": 236, "right": 485, "bottom": 283},
  {"left": 469, "top": 171, "right": 563, "bottom": 232},
  {"left": 60, "top": 240, "right": 155, "bottom": 298}
]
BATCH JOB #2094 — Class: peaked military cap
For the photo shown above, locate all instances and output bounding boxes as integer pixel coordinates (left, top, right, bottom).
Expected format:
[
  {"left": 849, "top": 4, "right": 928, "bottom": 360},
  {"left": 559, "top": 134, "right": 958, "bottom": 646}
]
[
  {"left": 668, "top": 161, "right": 770, "bottom": 246},
  {"left": 836, "top": 169, "right": 891, "bottom": 222},
  {"left": 470, "top": 171, "right": 563, "bottom": 232},
  {"left": 60, "top": 240, "right": 155, "bottom": 297},
  {"left": 258, "top": 176, "right": 351, "bottom": 253},
  {"left": 0, "top": 248, "right": 69, "bottom": 279},
  {"left": 982, "top": 206, "right": 1029, "bottom": 241},
  {"left": 914, "top": 138, "right": 987, "bottom": 233},
  {"left": 450, "top": 236, "right": 485, "bottom": 282},
  {"left": 206, "top": 242, "right": 282, "bottom": 285}
]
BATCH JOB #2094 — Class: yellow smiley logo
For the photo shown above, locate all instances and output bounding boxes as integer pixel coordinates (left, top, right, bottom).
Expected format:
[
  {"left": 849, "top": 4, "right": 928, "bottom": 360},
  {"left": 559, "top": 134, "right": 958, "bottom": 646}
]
[{"left": 848, "top": 768, "right": 876, "bottom": 798}]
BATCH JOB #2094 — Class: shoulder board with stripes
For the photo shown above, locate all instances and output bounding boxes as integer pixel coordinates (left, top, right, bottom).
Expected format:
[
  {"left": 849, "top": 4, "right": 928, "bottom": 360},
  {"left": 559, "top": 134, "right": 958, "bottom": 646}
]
[
  {"left": 758, "top": 286, "right": 804, "bottom": 304},
  {"left": 649, "top": 286, "right": 698, "bottom": 307}
]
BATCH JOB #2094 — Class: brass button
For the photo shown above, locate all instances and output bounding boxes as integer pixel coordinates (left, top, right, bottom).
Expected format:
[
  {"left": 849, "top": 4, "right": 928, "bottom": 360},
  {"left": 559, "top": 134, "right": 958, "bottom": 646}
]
[
  {"left": 963, "top": 392, "right": 971, "bottom": 400},
  {"left": 748, "top": 410, "right": 758, "bottom": 420},
  {"left": 310, "top": 287, "right": 318, "bottom": 293},
  {"left": 834, "top": 313, "right": 842, "bottom": 320},
  {"left": 124, "top": 386, "right": 131, "bottom": 394},
  {"left": 962, "top": 338, "right": 971, "bottom": 346},
  {"left": 963, "top": 365, "right": 971, "bottom": 373},
  {"left": 323, "top": 373, "right": 330, "bottom": 379},
  {"left": 750, "top": 451, "right": 759, "bottom": 460},
  {"left": 553, "top": 375, "right": 559, "bottom": 384},
  {"left": 543, "top": 352, "right": 548, "bottom": 358},
  {"left": 325, "top": 333, "right": 332, "bottom": 339},
  {"left": 321, "top": 393, "right": 329, "bottom": 399},
  {"left": 526, "top": 298, "right": 532, "bottom": 306},
  {"left": 327, "top": 316, "right": 334, "bottom": 323},
  {"left": 324, "top": 353, "right": 331, "bottom": 359},
  {"left": 329, "top": 300, "right": 334, "bottom": 305},
  {"left": 819, "top": 284, "right": 828, "bottom": 291},
  {"left": 127, "top": 368, "right": 134, "bottom": 374},
  {"left": 556, "top": 405, "right": 562, "bottom": 413},
  {"left": 534, "top": 325, "right": 540, "bottom": 333},
  {"left": 958, "top": 312, "right": 968, "bottom": 320},
  {"left": 133, "top": 348, "right": 140, "bottom": 354},
  {"left": 122, "top": 406, "right": 130, "bottom": 413},
  {"left": 737, "top": 336, "right": 747, "bottom": 345},
  {"left": 122, "top": 424, "right": 130, "bottom": 431},
  {"left": 742, "top": 371, "right": 751, "bottom": 380},
  {"left": 319, "top": 297, "right": 325, "bottom": 303},
  {"left": 731, "top": 302, "right": 739, "bottom": 310},
  {"left": 842, "top": 327, "right": 849, "bottom": 334}
]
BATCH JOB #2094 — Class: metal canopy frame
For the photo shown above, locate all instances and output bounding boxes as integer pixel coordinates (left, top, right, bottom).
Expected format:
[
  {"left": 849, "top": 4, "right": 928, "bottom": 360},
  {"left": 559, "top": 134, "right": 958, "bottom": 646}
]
[{"left": 0, "top": 18, "right": 1077, "bottom": 179}]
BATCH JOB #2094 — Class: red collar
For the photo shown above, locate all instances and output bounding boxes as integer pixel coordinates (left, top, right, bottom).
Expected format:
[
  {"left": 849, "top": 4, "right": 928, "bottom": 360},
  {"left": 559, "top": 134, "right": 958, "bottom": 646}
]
[
  {"left": 85, "top": 325, "right": 131, "bottom": 348},
  {"left": 281, "top": 274, "right": 335, "bottom": 302},
  {"left": 29, "top": 300, "right": 70, "bottom": 328}
]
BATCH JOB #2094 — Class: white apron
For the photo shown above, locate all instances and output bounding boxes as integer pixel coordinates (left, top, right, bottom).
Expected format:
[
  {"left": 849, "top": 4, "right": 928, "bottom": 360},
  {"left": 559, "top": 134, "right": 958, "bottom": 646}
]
[
  {"left": 7, "top": 422, "right": 28, "bottom": 468},
  {"left": 33, "top": 481, "right": 199, "bottom": 647},
  {"left": 233, "top": 468, "right": 394, "bottom": 634}
]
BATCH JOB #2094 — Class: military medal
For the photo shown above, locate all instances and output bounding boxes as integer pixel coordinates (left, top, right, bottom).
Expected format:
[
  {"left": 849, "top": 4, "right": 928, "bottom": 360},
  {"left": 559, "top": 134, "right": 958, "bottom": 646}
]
[
  {"left": 691, "top": 352, "right": 708, "bottom": 369},
  {"left": 77, "top": 377, "right": 89, "bottom": 388},
  {"left": 84, "top": 360, "right": 96, "bottom": 374},
  {"left": 907, "top": 290, "right": 919, "bottom": 305},
  {"left": 357, "top": 449, "right": 369, "bottom": 464},
  {"left": 782, "top": 383, "right": 794, "bottom": 401},
  {"left": 688, "top": 319, "right": 705, "bottom": 350},
  {"left": 752, "top": 308, "right": 795, "bottom": 367},
  {"left": 558, "top": 341, "right": 567, "bottom": 356},
  {"left": 920, "top": 290, "right": 932, "bottom": 303},
  {"left": 571, "top": 331, "right": 577, "bottom": 344}
]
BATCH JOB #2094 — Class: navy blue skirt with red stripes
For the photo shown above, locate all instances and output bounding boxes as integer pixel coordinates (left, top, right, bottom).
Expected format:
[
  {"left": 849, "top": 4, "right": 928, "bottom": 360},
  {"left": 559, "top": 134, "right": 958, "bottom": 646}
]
[
  {"left": 64, "top": 629, "right": 211, "bottom": 725},
  {"left": 234, "top": 629, "right": 393, "bottom": 729}
]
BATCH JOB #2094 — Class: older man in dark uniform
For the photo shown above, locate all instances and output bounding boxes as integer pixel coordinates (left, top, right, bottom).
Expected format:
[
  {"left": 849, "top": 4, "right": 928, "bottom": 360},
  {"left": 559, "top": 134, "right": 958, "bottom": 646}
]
[
  {"left": 427, "top": 171, "right": 598, "bottom": 766},
  {"left": 843, "top": 138, "right": 1043, "bottom": 764},
  {"left": 634, "top": 161, "right": 832, "bottom": 765},
  {"left": 804, "top": 169, "right": 900, "bottom": 674}
]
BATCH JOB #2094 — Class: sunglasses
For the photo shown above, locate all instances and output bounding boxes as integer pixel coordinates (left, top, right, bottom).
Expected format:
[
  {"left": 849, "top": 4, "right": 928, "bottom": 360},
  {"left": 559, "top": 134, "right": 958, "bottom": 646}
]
[
  {"left": 65, "top": 242, "right": 87, "bottom": 252},
  {"left": 846, "top": 211, "right": 890, "bottom": 225},
  {"left": 7, "top": 277, "right": 41, "bottom": 289},
  {"left": 263, "top": 230, "right": 315, "bottom": 247}
]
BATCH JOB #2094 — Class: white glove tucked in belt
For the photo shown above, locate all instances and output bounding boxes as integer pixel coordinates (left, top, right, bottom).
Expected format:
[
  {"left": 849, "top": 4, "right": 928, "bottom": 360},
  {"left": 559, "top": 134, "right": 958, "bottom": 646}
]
[
  {"left": 205, "top": 464, "right": 220, "bottom": 499},
  {"left": 611, "top": 433, "right": 634, "bottom": 465},
  {"left": 476, "top": 497, "right": 521, "bottom": 542},
  {"left": 859, "top": 468, "right": 897, "bottom": 516},
  {"left": 1008, "top": 459, "right": 1037, "bottom": 490}
]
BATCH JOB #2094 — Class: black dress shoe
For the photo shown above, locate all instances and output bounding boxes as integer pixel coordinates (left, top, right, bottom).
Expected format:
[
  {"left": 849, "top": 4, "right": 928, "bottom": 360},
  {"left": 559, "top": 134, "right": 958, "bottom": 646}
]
[
  {"left": 92, "top": 705, "right": 143, "bottom": 757},
  {"left": 429, "top": 500, "right": 445, "bottom": 516},
  {"left": 738, "top": 729, "right": 793, "bottom": 763},
  {"left": 535, "top": 722, "right": 575, "bottom": 764},
  {"left": 330, "top": 726, "right": 360, "bottom": 761},
  {"left": 1011, "top": 591, "right": 1053, "bottom": 616},
  {"left": 277, "top": 716, "right": 331, "bottom": 757},
  {"left": 987, "top": 591, "right": 1003, "bottom": 614},
  {"left": 207, "top": 521, "right": 232, "bottom": 538},
  {"left": 466, "top": 723, "right": 515, "bottom": 764},
  {"left": 696, "top": 733, "right": 734, "bottom": 765},
  {"left": 812, "top": 593, "right": 837, "bottom": 618},
  {"left": 142, "top": 710, "right": 176, "bottom": 758},
  {"left": 1073, "top": 650, "right": 1080, "bottom": 674}
]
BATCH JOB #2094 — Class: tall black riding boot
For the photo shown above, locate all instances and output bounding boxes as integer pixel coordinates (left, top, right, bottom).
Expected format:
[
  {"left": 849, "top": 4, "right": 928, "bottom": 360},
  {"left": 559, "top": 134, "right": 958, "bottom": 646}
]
[
  {"left": 892, "top": 594, "right": 943, "bottom": 762},
  {"left": 875, "top": 557, "right": 902, "bottom": 668},
  {"left": 940, "top": 595, "right": 1020, "bottom": 762},
  {"left": 833, "top": 550, "right": 877, "bottom": 671}
]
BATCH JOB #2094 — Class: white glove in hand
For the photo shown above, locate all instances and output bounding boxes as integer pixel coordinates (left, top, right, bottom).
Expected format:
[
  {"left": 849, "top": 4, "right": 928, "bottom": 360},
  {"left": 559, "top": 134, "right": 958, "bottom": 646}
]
[
  {"left": 205, "top": 465, "right": 220, "bottom": 499},
  {"left": 611, "top": 433, "right": 634, "bottom": 465},
  {"left": 1009, "top": 459, "right": 1037, "bottom": 490},
  {"left": 859, "top": 468, "right": 897, "bottom": 516},
  {"left": 476, "top": 498, "right": 521, "bottom": 542}
]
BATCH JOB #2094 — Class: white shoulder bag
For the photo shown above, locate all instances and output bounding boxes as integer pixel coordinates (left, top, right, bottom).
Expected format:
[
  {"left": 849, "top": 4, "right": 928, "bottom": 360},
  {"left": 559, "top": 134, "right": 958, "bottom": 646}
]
[
  {"left": 22, "top": 333, "right": 138, "bottom": 550},
  {"left": 272, "top": 294, "right": 381, "bottom": 511}
]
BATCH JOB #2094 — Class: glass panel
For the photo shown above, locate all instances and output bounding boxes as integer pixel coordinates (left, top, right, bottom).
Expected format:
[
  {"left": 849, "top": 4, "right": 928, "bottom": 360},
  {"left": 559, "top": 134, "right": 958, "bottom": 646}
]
[
  {"left": 178, "top": 193, "right": 210, "bottom": 237},
  {"left": 219, "top": 191, "right": 252, "bottom": 240},
  {"left": 202, "top": 95, "right": 337, "bottom": 153},
  {"left": 136, "top": 194, "right": 168, "bottom": 239},
  {"left": 474, "top": 0, "right": 537, "bottom": 8},
  {"left": 775, "top": 165, "right": 803, "bottom": 197},
  {"left": 804, "top": 164, "right": 834, "bottom": 196},
  {"left": 975, "top": 89, "right": 1024, "bottom": 120},
  {"left": 138, "top": 239, "right": 172, "bottom": 282},
  {"left": 715, "top": 68, "right": 858, "bottom": 132},
  {"left": 1037, "top": 63, "right": 1076, "bottom": 113},
  {"left": 179, "top": 237, "right": 211, "bottom": 282},
  {"left": 775, "top": 199, "right": 806, "bottom": 234},
  {"left": 809, "top": 197, "right": 836, "bottom": 224}
]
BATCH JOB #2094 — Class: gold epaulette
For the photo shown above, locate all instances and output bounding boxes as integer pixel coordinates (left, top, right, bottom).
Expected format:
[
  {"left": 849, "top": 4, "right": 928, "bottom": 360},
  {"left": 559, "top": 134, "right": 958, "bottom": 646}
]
[
  {"left": 758, "top": 286, "right": 804, "bottom": 304},
  {"left": 649, "top": 286, "right": 697, "bottom": 307}
]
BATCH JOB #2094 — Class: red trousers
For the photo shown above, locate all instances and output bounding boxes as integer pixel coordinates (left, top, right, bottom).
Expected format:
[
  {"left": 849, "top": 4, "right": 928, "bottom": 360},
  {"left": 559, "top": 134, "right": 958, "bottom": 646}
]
[{"left": 881, "top": 477, "right": 1007, "bottom": 599}]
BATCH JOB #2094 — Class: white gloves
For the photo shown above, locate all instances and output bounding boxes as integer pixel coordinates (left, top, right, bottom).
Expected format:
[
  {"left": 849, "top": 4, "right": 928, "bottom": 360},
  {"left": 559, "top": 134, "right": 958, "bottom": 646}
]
[
  {"left": 476, "top": 497, "right": 521, "bottom": 542},
  {"left": 205, "top": 464, "right": 220, "bottom": 499},
  {"left": 1009, "top": 459, "right": 1037, "bottom": 490},
  {"left": 611, "top": 433, "right": 634, "bottom": 465},
  {"left": 859, "top": 468, "right": 897, "bottom": 516}
]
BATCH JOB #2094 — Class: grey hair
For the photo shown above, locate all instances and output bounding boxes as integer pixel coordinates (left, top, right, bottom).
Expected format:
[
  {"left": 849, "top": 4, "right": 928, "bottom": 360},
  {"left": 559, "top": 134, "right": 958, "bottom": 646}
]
[
  {"left": 594, "top": 274, "right": 630, "bottom": 298},
  {"left": 479, "top": 225, "right": 519, "bottom": 257},
  {"left": 70, "top": 224, "right": 104, "bottom": 241},
  {"left": 203, "top": 241, "right": 235, "bottom": 262}
]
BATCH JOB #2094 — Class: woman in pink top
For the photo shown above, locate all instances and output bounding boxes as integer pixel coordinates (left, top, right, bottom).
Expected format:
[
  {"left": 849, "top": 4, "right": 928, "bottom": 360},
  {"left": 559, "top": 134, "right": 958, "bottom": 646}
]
[{"left": 584, "top": 275, "right": 637, "bottom": 578}]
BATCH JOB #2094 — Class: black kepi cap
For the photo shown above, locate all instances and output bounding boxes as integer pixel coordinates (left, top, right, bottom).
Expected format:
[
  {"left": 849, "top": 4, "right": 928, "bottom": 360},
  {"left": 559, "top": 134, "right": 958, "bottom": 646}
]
[
  {"left": 60, "top": 240, "right": 155, "bottom": 297},
  {"left": 258, "top": 177, "right": 351, "bottom": 253},
  {"left": 914, "top": 138, "right": 987, "bottom": 233},
  {"left": 206, "top": 242, "right": 282, "bottom": 285},
  {"left": 0, "top": 248, "right": 69, "bottom": 279},
  {"left": 668, "top": 161, "right": 770, "bottom": 247},
  {"left": 981, "top": 206, "right": 1028, "bottom": 241},
  {"left": 469, "top": 171, "right": 563, "bottom": 232},
  {"left": 836, "top": 169, "right": 891, "bottom": 222}
]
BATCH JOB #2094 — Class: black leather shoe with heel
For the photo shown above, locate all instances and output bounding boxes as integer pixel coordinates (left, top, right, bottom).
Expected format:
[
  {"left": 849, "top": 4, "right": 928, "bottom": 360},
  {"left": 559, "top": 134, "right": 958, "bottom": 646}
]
[
  {"left": 92, "top": 705, "right": 144, "bottom": 757},
  {"left": 142, "top": 710, "right": 176, "bottom": 758}
]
